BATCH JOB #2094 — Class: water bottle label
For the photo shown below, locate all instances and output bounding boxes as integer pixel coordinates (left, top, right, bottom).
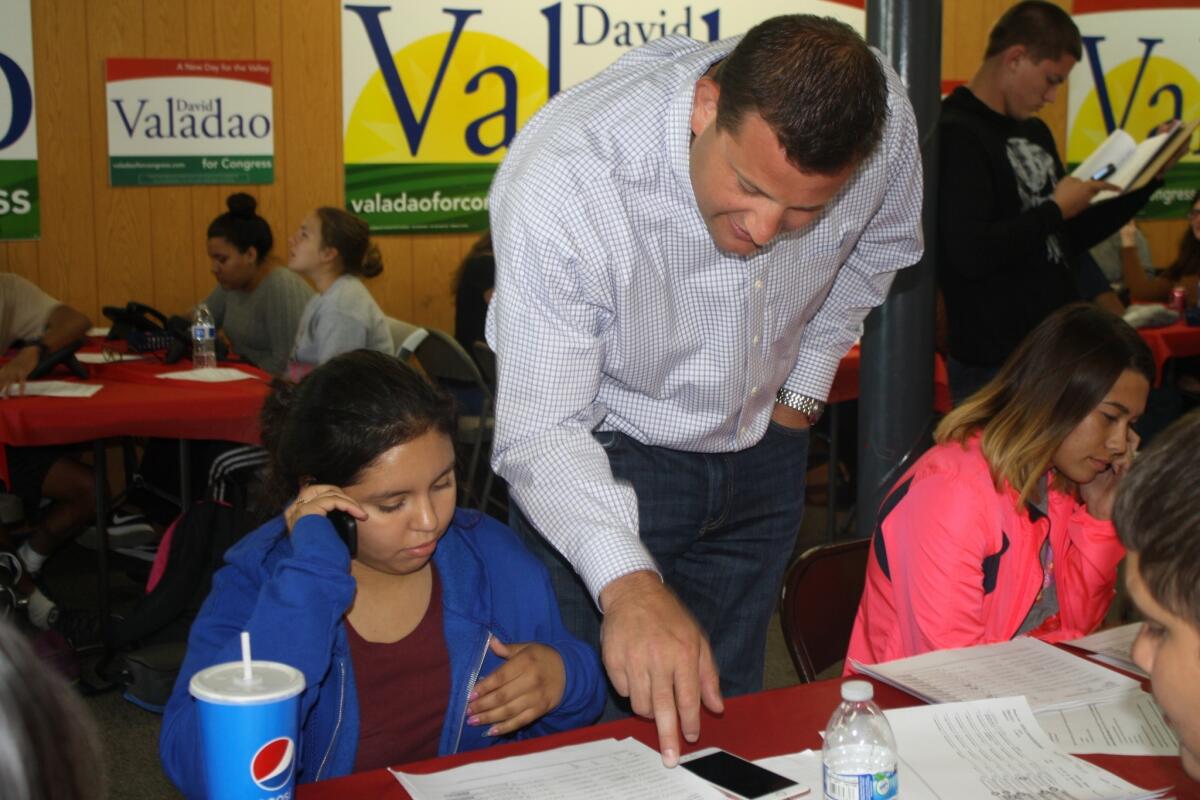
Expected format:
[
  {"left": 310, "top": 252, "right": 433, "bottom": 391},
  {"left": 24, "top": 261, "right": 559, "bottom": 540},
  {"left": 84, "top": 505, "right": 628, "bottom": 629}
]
[
  {"left": 192, "top": 325, "right": 215, "bottom": 342},
  {"left": 823, "top": 767, "right": 897, "bottom": 800}
]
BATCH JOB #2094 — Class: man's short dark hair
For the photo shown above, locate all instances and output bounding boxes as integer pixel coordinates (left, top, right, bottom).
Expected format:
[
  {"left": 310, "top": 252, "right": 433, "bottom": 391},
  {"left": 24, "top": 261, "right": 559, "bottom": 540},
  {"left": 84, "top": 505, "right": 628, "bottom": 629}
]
[
  {"left": 714, "top": 15, "right": 887, "bottom": 175},
  {"left": 985, "top": 1, "right": 1082, "bottom": 62},
  {"left": 1114, "top": 409, "right": 1200, "bottom": 628}
]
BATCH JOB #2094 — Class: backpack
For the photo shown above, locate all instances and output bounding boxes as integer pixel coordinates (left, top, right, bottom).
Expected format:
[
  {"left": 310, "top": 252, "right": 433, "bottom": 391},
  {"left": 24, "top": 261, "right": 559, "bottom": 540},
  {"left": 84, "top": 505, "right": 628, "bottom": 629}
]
[{"left": 107, "top": 500, "right": 259, "bottom": 711}]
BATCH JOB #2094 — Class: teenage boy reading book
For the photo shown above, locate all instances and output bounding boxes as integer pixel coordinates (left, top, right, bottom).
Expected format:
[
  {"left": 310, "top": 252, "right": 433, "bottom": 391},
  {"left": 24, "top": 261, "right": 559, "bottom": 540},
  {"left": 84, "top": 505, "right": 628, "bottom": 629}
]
[{"left": 1113, "top": 408, "right": 1200, "bottom": 781}]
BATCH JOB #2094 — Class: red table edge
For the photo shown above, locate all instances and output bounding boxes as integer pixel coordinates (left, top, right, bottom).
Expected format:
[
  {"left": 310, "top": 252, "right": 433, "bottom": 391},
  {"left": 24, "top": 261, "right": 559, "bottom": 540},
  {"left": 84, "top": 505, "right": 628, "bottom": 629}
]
[{"left": 295, "top": 670, "right": 1197, "bottom": 799}]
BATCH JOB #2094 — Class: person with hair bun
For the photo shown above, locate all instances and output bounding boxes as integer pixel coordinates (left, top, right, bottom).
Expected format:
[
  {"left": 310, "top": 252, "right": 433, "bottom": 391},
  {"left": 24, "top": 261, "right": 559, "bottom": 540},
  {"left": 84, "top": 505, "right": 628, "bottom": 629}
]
[
  {"left": 160, "top": 351, "right": 603, "bottom": 794},
  {"left": 847, "top": 303, "right": 1152, "bottom": 667},
  {"left": 285, "top": 207, "right": 393, "bottom": 380},
  {"left": 203, "top": 192, "right": 313, "bottom": 377}
]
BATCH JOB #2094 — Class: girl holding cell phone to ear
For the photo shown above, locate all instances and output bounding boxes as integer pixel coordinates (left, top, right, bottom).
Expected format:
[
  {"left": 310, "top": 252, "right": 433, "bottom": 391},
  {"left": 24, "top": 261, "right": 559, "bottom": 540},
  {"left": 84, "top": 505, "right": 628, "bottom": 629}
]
[
  {"left": 848, "top": 304, "right": 1152, "bottom": 668},
  {"left": 160, "top": 350, "right": 605, "bottom": 796}
]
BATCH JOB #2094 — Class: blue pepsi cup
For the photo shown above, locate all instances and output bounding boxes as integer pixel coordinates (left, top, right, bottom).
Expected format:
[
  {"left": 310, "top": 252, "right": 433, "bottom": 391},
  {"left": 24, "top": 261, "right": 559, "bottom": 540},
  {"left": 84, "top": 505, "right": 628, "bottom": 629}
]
[{"left": 189, "top": 660, "right": 305, "bottom": 799}]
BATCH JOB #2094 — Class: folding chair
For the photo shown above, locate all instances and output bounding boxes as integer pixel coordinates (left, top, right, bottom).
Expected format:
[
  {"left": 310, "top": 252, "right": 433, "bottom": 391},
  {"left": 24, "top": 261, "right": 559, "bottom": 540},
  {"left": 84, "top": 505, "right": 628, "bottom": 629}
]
[
  {"left": 409, "top": 328, "right": 495, "bottom": 510},
  {"left": 778, "top": 537, "right": 870, "bottom": 683},
  {"left": 386, "top": 317, "right": 428, "bottom": 362}
]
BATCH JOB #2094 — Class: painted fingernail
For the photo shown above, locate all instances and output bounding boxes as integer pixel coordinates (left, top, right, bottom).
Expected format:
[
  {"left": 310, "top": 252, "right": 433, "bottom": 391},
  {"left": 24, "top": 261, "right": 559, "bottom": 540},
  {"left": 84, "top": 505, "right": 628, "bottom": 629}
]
[
  {"left": 467, "top": 715, "right": 480, "bottom": 726},
  {"left": 468, "top": 691, "right": 479, "bottom": 701},
  {"left": 486, "top": 726, "right": 499, "bottom": 737}
]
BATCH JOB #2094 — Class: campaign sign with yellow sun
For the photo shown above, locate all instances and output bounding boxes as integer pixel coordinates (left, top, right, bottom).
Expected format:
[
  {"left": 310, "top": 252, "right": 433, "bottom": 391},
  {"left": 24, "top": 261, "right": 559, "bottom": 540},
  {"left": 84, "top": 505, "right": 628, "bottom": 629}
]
[
  {"left": 1067, "top": 2, "right": 1200, "bottom": 219},
  {"left": 341, "top": 1, "right": 864, "bottom": 234}
]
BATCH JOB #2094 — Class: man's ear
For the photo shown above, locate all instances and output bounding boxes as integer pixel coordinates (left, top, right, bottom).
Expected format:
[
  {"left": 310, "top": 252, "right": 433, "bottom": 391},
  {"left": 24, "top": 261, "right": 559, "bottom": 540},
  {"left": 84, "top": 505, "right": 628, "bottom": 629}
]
[
  {"left": 1001, "top": 43, "right": 1029, "bottom": 72},
  {"left": 691, "top": 76, "right": 720, "bottom": 138}
]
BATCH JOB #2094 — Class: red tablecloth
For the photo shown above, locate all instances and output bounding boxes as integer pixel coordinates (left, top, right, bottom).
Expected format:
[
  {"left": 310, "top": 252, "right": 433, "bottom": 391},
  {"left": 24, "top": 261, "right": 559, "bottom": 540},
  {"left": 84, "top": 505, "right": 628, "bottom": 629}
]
[
  {"left": 1137, "top": 320, "right": 1200, "bottom": 385},
  {"left": 0, "top": 353, "right": 270, "bottom": 485},
  {"left": 297, "top": 674, "right": 1197, "bottom": 799},
  {"left": 828, "top": 346, "right": 952, "bottom": 412}
]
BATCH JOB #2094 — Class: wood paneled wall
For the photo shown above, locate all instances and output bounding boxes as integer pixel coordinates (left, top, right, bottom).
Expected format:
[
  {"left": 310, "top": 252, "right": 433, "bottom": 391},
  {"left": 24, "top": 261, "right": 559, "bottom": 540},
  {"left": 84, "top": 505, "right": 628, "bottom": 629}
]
[
  {"left": 1, "top": 0, "right": 1190, "bottom": 329},
  {"left": 1, "top": 0, "right": 472, "bottom": 331}
]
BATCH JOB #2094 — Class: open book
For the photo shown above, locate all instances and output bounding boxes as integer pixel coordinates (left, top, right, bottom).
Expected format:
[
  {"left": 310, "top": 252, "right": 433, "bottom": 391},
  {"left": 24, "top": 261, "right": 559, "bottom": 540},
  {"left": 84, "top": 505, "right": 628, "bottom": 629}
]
[{"left": 1071, "top": 119, "right": 1198, "bottom": 203}]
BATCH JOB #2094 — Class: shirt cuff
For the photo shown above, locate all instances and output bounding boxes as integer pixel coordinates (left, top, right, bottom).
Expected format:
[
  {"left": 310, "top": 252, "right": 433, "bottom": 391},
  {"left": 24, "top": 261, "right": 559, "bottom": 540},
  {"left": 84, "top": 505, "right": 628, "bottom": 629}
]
[
  {"left": 780, "top": 348, "right": 846, "bottom": 404},
  {"left": 574, "top": 533, "right": 661, "bottom": 610}
]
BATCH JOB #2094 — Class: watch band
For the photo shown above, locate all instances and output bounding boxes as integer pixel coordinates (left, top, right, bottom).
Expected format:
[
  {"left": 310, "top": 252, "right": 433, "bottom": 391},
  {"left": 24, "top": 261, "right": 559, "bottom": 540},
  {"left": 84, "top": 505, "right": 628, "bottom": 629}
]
[{"left": 775, "top": 387, "right": 825, "bottom": 424}]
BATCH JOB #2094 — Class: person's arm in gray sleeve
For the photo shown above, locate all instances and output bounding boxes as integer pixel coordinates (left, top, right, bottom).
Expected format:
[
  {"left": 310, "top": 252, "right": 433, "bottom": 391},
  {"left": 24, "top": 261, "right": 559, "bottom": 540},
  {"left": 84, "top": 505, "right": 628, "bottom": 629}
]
[
  {"left": 201, "top": 286, "right": 226, "bottom": 329},
  {"left": 261, "top": 272, "right": 314, "bottom": 376}
]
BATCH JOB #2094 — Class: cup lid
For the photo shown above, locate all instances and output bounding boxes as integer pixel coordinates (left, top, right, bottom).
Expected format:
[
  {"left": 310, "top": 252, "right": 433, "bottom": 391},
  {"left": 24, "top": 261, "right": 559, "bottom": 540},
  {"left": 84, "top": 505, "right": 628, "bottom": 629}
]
[{"left": 189, "top": 660, "right": 305, "bottom": 705}]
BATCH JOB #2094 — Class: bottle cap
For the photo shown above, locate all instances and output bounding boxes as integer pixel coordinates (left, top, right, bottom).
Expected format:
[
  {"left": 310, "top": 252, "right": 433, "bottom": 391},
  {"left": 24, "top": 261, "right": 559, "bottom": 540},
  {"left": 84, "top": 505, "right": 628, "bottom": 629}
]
[{"left": 841, "top": 679, "right": 873, "bottom": 702}]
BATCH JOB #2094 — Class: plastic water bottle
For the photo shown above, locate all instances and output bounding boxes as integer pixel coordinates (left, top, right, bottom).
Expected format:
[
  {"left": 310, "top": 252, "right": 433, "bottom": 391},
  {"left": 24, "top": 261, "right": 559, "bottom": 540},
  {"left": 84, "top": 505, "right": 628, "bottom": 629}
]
[
  {"left": 822, "top": 680, "right": 898, "bottom": 800},
  {"left": 191, "top": 303, "right": 217, "bottom": 369}
]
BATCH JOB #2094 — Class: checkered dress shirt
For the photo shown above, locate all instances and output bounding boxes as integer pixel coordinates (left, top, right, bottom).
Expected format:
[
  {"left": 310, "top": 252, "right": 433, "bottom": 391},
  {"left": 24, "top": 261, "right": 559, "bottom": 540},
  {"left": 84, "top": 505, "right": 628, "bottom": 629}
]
[{"left": 487, "top": 34, "right": 924, "bottom": 603}]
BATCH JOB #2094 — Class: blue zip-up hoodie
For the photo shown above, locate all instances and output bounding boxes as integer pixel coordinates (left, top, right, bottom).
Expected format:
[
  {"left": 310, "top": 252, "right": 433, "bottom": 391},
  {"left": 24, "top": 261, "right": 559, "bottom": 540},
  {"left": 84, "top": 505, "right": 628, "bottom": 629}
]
[{"left": 160, "top": 510, "right": 605, "bottom": 797}]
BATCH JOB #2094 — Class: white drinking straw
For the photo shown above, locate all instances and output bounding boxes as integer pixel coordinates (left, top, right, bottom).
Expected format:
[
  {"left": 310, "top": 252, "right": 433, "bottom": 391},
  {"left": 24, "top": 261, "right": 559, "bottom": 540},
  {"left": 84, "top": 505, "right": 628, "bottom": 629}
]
[{"left": 240, "top": 631, "right": 253, "bottom": 682}]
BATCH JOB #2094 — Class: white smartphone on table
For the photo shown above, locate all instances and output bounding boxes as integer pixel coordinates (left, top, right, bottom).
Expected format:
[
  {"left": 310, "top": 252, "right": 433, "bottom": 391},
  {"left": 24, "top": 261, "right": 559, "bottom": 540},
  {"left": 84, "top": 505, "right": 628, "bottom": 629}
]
[{"left": 679, "top": 747, "right": 810, "bottom": 800}]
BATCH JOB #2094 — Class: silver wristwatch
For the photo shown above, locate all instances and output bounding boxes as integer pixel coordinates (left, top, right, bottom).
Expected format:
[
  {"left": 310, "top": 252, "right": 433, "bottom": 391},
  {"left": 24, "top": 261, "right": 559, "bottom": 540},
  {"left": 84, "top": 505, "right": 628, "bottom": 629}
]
[{"left": 775, "top": 388, "right": 825, "bottom": 425}]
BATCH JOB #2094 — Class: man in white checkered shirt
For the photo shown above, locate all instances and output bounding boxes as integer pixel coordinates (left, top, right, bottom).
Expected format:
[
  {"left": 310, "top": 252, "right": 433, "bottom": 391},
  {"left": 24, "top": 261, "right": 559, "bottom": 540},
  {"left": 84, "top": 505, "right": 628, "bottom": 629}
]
[{"left": 487, "top": 15, "right": 923, "bottom": 764}]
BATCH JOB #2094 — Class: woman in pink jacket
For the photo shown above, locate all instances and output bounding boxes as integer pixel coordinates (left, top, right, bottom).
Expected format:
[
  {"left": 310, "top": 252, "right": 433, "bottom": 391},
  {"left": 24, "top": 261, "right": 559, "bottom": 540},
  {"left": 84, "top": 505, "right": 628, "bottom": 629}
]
[{"left": 847, "top": 304, "right": 1153, "bottom": 668}]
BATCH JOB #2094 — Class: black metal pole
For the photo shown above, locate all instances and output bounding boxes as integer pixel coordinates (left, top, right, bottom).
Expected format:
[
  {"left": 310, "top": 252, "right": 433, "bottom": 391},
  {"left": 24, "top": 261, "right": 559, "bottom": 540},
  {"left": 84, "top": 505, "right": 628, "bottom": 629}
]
[{"left": 857, "top": 0, "right": 942, "bottom": 540}]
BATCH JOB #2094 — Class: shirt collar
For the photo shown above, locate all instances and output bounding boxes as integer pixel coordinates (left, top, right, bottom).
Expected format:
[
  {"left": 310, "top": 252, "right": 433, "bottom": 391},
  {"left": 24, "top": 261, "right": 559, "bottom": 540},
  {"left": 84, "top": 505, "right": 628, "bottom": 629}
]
[{"left": 666, "top": 37, "right": 739, "bottom": 209}]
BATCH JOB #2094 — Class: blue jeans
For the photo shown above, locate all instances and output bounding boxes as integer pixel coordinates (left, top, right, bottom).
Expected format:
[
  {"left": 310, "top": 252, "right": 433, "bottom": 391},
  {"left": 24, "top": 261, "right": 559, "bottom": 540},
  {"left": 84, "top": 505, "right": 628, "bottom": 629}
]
[{"left": 510, "top": 422, "right": 808, "bottom": 715}]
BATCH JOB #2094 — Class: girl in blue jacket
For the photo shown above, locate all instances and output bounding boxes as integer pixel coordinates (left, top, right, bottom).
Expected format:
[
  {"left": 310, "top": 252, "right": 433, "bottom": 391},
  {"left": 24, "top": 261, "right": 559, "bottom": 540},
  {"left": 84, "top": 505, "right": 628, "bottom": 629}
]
[{"left": 160, "top": 350, "right": 605, "bottom": 795}]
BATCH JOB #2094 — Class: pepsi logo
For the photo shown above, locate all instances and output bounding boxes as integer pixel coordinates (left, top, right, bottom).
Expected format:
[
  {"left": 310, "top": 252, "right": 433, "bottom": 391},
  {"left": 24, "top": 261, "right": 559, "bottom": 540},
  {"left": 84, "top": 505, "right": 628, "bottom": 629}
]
[{"left": 250, "top": 737, "right": 295, "bottom": 792}]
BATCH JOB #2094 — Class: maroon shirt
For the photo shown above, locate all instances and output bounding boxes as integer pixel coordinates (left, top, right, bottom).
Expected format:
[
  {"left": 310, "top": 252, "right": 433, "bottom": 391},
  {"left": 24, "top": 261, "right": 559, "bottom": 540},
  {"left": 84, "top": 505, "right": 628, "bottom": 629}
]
[{"left": 346, "top": 567, "right": 451, "bottom": 772}]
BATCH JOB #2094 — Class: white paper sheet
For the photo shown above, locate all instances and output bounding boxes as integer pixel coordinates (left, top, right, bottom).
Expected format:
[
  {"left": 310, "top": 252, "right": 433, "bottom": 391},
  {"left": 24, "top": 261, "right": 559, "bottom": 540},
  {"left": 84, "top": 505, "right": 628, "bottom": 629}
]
[
  {"left": 884, "top": 697, "right": 1167, "bottom": 800},
  {"left": 852, "top": 637, "right": 1141, "bottom": 712},
  {"left": 391, "top": 738, "right": 727, "bottom": 800},
  {"left": 1068, "top": 623, "right": 1149, "bottom": 678},
  {"left": 1071, "top": 129, "right": 1136, "bottom": 180},
  {"left": 1093, "top": 131, "right": 1175, "bottom": 202},
  {"left": 76, "top": 352, "right": 142, "bottom": 364},
  {"left": 0, "top": 381, "right": 102, "bottom": 398},
  {"left": 1035, "top": 692, "right": 1179, "bottom": 756},
  {"left": 156, "top": 367, "right": 255, "bottom": 383},
  {"left": 86, "top": 326, "right": 111, "bottom": 337},
  {"left": 758, "top": 698, "right": 1169, "bottom": 800}
]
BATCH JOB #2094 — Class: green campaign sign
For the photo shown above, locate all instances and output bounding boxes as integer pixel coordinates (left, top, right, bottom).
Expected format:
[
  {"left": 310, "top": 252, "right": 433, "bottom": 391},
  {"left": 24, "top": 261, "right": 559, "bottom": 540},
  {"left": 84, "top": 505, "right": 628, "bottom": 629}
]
[
  {"left": 0, "top": 0, "right": 39, "bottom": 240},
  {"left": 1068, "top": 4, "right": 1200, "bottom": 219},
  {"left": 340, "top": 1, "right": 865, "bottom": 234},
  {"left": 106, "top": 58, "right": 274, "bottom": 187}
]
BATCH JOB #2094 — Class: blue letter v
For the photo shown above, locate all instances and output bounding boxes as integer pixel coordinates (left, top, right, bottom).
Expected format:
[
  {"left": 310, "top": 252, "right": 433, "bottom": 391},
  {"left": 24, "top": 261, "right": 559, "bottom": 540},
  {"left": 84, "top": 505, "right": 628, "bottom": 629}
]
[{"left": 345, "top": 5, "right": 482, "bottom": 156}]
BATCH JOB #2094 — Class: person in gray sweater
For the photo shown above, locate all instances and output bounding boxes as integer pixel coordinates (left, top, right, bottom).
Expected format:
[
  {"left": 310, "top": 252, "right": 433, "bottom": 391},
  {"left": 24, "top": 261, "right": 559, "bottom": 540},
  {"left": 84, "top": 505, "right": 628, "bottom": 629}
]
[
  {"left": 203, "top": 193, "right": 312, "bottom": 376},
  {"left": 285, "top": 207, "right": 393, "bottom": 380}
]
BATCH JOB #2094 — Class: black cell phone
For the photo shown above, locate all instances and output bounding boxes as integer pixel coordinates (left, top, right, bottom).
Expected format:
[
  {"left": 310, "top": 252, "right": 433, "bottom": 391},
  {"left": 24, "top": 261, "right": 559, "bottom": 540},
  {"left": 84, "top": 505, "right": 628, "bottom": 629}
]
[
  {"left": 680, "top": 749, "right": 807, "bottom": 800},
  {"left": 1090, "top": 163, "right": 1116, "bottom": 181},
  {"left": 327, "top": 510, "right": 357, "bottom": 557}
]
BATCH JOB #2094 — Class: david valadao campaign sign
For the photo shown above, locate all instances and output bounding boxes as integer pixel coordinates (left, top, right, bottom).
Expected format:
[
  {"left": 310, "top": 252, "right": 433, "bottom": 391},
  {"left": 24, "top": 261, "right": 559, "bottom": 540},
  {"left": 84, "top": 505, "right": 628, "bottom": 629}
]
[
  {"left": 0, "top": 0, "right": 38, "bottom": 240},
  {"left": 106, "top": 58, "right": 274, "bottom": 186}
]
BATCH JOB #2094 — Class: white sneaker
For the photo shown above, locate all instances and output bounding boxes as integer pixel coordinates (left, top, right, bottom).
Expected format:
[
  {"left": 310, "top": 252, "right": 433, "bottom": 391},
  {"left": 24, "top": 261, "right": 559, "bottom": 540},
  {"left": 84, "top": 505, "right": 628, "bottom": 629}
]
[{"left": 77, "top": 510, "right": 158, "bottom": 551}]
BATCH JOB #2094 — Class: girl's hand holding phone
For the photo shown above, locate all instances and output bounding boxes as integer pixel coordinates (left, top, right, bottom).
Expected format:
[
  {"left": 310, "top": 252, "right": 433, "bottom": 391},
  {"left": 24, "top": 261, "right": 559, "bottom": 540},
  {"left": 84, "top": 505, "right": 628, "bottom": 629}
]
[
  {"left": 285, "top": 483, "right": 367, "bottom": 533},
  {"left": 466, "top": 638, "right": 566, "bottom": 736},
  {"left": 1079, "top": 427, "right": 1140, "bottom": 522}
]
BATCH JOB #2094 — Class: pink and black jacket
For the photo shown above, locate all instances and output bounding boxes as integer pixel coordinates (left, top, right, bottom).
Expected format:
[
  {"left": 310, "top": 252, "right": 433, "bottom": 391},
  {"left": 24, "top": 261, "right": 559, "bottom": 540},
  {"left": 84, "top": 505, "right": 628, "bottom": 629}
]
[{"left": 846, "top": 435, "right": 1123, "bottom": 669}]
